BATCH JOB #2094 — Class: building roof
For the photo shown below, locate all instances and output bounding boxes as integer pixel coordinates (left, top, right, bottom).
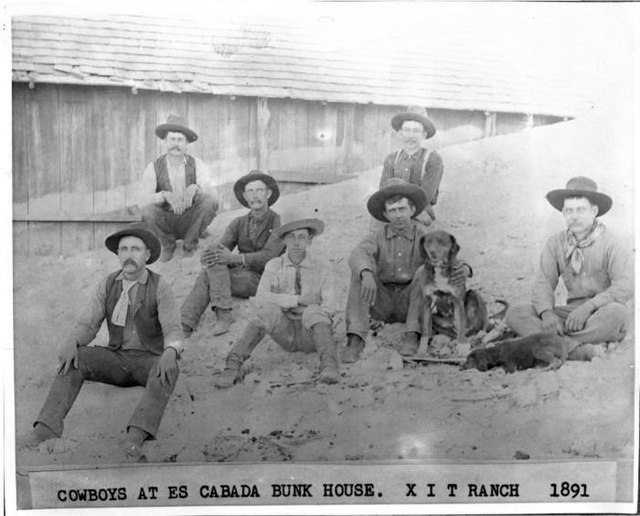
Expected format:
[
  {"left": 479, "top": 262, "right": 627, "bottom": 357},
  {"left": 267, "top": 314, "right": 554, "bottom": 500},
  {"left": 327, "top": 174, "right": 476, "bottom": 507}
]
[{"left": 12, "top": 10, "right": 598, "bottom": 117}]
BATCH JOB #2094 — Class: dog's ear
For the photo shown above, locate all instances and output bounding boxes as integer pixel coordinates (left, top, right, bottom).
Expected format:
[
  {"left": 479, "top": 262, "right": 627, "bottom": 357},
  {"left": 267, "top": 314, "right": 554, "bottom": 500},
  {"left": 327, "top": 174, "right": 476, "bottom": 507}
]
[{"left": 448, "top": 234, "right": 460, "bottom": 262}]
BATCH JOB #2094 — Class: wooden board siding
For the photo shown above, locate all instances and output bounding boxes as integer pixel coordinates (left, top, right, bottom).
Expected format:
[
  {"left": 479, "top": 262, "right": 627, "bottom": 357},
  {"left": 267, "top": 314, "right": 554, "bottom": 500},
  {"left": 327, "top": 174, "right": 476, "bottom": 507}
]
[{"left": 13, "top": 82, "right": 544, "bottom": 256}]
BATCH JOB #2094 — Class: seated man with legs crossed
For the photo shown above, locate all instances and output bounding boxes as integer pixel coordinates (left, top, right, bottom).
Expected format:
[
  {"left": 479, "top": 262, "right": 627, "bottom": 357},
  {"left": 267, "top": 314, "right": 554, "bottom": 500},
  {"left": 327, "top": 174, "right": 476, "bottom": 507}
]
[
  {"left": 181, "top": 171, "right": 285, "bottom": 337},
  {"left": 506, "top": 177, "right": 632, "bottom": 358},
  {"left": 21, "top": 225, "right": 183, "bottom": 461},
  {"left": 343, "top": 179, "right": 471, "bottom": 363},
  {"left": 214, "top": 214, "right": 341, "bottom": 387}
]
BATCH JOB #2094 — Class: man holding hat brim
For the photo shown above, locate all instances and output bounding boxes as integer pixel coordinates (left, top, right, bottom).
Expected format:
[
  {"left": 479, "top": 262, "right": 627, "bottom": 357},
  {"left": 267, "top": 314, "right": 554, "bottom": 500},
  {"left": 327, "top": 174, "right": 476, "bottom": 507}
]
[
  {"left": 138, "top": 114, "right": 218, "bottom": 261},
  {"left": 506, "top": 176, "right": 632, "bottom": 356},
  {"left": 378, "top": 106, "right": 443, "bottom": 228},
  {"left": 181, "top": 170, "right": 285, "bottom": 337},
  {"left": 214, "top": 215, "right": 341, "bottom": 387},
  {"left": 343, "top": 178, "right": 472, "bottom": 363},
  {"left": 21, "top": 224, "right": 184, "bottom": 461}
]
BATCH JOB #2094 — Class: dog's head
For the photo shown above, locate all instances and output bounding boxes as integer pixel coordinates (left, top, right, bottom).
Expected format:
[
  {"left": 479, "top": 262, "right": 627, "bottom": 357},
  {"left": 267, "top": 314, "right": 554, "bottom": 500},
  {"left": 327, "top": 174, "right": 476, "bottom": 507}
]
[
  {"left": 421, "top": 230, "right": 460, "bottom": 267},
  {"left": 461, "top": 348, "right": 488, "bottom": 371}
]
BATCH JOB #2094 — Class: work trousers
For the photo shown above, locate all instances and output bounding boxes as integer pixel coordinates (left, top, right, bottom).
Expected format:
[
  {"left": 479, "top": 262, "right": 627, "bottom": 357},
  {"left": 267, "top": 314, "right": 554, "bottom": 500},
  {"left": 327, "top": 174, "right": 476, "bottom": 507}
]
[
  {"left": 35, "top": 347, "right": 177, "bottom": 440},
  {"left": 181, "top": 265, "right": 261, "bottom": 331},
  {"left": 141, "top": 192, "right": 217, "bottom": 252},
  {"left": 506, "top": 300, "right": 628, "bottom": 344}
]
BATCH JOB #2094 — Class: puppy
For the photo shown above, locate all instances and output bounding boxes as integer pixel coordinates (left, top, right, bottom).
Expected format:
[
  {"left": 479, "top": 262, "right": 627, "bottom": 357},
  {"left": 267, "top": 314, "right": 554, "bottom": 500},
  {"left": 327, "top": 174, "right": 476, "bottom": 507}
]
[
  {"left": 461, "top": 332, "right": 573, "bottom": 373},
  {"left": 416, "top": 230, "right": 489, "bottom": 349}
]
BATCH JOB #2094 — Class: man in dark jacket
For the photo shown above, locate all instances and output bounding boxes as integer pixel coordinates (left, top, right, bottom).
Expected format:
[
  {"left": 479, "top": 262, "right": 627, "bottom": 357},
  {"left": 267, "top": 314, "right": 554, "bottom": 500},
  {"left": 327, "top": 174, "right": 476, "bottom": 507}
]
[
  {"left": 181, "top": 171, "right": 284, "bottom": 336},
  {"left": 21, "top": 225, "right": 184, "bottom": 461}
]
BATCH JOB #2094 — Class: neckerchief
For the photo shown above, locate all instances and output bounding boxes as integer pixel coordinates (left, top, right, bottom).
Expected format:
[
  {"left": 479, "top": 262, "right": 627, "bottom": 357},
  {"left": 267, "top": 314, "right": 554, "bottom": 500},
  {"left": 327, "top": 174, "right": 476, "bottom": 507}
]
[
  {"left": 111, "top": 279, "right": 136, "bottom": 327},
  {"left": 565, "top": 221, "right": 602, "bottom": 274}
]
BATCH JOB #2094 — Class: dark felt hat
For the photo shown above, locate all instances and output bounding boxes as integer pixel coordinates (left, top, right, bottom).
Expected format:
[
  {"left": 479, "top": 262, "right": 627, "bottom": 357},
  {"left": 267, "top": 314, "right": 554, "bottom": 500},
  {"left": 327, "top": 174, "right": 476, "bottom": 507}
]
[
  {"left": 391, "top": 106, "right": 436, "bottom": 139},
  {"left": 367, "top": 178, "right": 427, "bottom": 222},
  {"left": 155, "top": 114, "right": 198, "bottom": 143},
  {"left": 233, "top": 171, "right": 281, "bottom": 208},
  {"left": 546, "top": 176, "right": 612, "bottom": 217},
  {"left": 105, "top": 224, "right": 162, "bottom": 264},
  {"left": 274, "top": 218, "right": 325, "bottom": 239}
]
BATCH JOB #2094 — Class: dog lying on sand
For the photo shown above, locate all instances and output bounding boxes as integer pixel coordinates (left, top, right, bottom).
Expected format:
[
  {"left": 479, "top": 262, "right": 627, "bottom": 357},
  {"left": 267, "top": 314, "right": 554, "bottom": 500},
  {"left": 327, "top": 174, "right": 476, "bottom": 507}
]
[{"left": 461, "top": 332, "right": 578, "bottom": 373}]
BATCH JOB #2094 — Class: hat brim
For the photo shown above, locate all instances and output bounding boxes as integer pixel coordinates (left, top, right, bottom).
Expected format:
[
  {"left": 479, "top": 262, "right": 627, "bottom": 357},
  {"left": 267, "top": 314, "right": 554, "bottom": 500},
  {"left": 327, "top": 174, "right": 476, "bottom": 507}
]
[
  {"left": 105, "top": 225, "right": 162, "bottom": 264},
  {"left": 234, "top": 172, "right": 281, "bottom": 208},
  {"left": 367, "top": 183, "right": 427, "bottom": 222},
  {"left": 391, "top": 113, "right": 436, "bottom": 139},
  {"left": 274, "top": 218, "right": 324, "bottom": 239},
  {"left": 546, "top": 189, "right": 612, "bottom": 217},
  {"left": 155, "top": 123, "right": 198, "bottom": 143}
]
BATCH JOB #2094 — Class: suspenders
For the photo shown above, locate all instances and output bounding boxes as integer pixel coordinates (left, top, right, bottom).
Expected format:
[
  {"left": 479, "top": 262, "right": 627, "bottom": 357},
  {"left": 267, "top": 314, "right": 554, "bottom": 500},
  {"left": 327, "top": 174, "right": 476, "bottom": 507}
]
[{"left": 393, "top": 149, "right": 433, "bottom": 182}]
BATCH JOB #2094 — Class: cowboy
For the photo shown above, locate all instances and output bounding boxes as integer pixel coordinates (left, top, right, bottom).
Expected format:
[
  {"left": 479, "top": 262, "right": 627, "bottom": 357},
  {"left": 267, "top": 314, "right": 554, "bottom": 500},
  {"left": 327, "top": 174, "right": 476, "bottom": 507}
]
[
  {"left": 181, "top": 171, "right": 285, "bottom": 337},
  {"left": 139, "top": 114, "right": 218, "bottom": 261},
  {"left": 20, "top": 224, "right": 184, "bottom": 461},
  {"left": 214, "top": 215, "right": 340, "bottom": 387},
  {"left": 378, "top": 106, "right": 443, "bottom": 227},
  {"left": 343, "top": 179, "right": 471, "bottom": 363},
  {"left": 506, "top": 177, "right": 632, "bottom": 356}
]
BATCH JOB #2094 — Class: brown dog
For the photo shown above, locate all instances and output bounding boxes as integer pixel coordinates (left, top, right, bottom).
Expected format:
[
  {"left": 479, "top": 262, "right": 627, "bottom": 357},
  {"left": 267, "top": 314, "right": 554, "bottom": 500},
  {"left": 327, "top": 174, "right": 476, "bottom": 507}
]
[
  {"left": 461, "top": 332, "right": 574, "bottom": 373},
  {"left": 415, "top": 230, "right": 489, "bottom": 349}
]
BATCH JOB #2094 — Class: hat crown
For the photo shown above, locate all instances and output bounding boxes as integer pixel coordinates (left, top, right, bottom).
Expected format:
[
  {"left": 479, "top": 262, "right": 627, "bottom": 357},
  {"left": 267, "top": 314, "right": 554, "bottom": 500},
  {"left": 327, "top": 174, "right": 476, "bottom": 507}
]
[
  {"left": 565, "top": 176, "right": 598, "bottom": 193},
  {"left": 404, "top": 105, "right": 428, "bottom": 117},
  {"left": 381, "top": 177, "right": 408, "bottom": 188},
  {"left": 164, "top": 114, "right": 189, "bottom": 128}
]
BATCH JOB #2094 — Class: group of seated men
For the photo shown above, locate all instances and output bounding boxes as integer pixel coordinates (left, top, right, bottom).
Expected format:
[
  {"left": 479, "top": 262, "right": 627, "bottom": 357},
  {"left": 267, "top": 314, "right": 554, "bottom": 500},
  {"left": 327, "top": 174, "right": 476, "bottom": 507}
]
[{"left": 20, "top": 111, "right": 632, "bottom": 462}]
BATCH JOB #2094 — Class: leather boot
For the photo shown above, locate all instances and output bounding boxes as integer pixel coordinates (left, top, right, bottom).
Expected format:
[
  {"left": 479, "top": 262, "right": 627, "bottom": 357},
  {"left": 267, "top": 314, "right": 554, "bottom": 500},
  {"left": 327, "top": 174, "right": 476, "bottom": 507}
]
[
  {"left": 341, "top": 333, "right": 365, "bottom": 364},
  {"left": 214, "top": 325, "right": 265, "bottom": 388},
  {"left": 310, "top": 323, "right": 339, "bottom": 384},
  {"left": 400, "top": 332, "right": 420, "bottom": 356},
  {"left": 212, "top": 307, "right": 234, "bottom": 336}
]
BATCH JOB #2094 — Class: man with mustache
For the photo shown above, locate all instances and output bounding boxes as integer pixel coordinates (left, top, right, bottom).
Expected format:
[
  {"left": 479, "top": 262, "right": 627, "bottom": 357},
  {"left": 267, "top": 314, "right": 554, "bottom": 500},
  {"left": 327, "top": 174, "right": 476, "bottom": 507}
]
[
  {"left": 20, "top": 225, "right": 184, "bottom": 461},
  {"left": 181, "top": 171, "right": 285, "bottom": 337},
  {"left": 378, "top": 106, "right": 443, "bottom": 228},
  {"left": 138, "top": 115, "right": 218, "bottom": 261},
  {"left": 506, "top": 177, "right": 632, "bottom": 358}
]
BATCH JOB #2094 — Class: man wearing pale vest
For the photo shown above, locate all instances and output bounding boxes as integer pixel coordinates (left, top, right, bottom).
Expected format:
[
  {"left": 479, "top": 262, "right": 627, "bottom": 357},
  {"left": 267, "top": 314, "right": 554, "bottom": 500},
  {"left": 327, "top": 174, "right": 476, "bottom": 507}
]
[
  {"left": 20, "top": 225, "right": 184, "bottom": 462},
  {"left": 139, "top": 115, "right": 218, "bottom": 261}
]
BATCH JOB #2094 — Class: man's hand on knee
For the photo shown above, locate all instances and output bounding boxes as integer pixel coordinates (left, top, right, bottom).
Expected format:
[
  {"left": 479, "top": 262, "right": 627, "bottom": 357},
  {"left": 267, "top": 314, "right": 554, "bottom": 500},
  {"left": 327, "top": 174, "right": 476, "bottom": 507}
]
[
  {"left": 57, "top": 339, "right": 79, "bottom": 375},
  {"left": 565, "top": 304, "right": 593, "bottom": 333},
  {"left": 541, "top": 310, "right": 564, "bottom": 335},
  {"left": 156, "top": 348, "right": 179, "bottom": 388},
  {"left": 360, "top": 270, "right": 377, "bottom": 306}
]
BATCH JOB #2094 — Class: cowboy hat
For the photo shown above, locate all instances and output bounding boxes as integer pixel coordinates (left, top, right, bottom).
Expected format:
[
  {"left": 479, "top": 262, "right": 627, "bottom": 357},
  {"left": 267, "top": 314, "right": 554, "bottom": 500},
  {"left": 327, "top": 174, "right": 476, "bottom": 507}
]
[
  {"left": 367, "top": 178, "right": 427, "bottom": 222},
  {"left": 546, "top": 176, "right": 612, "bottom": 217},
  {"left": 155, "top": 114, "right": 198, "bottom": 143},
  {"left": 105, "top": 223, "right": 162, "bottom": 264},
  {"left": 391, "top": 106, "right": 436, "bottom": 139},
  {"left": 274, "top": 218, "right": 325, "bottom": 239},
  {"left": 233, "top": 170, "right": 281, "bottom": 208}
]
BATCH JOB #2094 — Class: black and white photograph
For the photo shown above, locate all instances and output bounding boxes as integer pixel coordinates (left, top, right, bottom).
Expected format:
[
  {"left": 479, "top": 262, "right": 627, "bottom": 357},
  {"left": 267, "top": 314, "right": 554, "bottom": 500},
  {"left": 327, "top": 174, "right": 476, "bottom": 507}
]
[{"left": 6, "top": 1, "right": 638, "bottom": 514}]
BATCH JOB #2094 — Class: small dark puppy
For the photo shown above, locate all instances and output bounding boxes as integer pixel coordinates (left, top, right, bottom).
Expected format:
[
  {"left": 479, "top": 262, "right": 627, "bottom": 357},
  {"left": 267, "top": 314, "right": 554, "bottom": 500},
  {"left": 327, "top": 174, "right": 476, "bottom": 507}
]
[
  {"left": 461, "top": 332, "right": 572, "bottom": 373},
  {"left": 416, "top": 230, "right": 489, "bottom": 346}
]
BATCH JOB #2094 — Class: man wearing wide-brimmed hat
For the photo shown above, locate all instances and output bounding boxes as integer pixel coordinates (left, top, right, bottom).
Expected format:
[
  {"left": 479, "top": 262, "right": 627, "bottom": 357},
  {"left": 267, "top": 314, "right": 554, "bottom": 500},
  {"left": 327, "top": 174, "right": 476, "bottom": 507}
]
[
  {"left": 138, "top": 114, "right": 218, "bottom": 261},
  {"left": 378, "top": 106, "right": 443, "bottom": 227},
  {"left": 343, "top": 178, "right": 471, "bottom": 363},
  {"left": 20, "top": 224, "right": 184, "bottom": 461},
  {"left": 506, "top": 177, "right": 632, "bottom": 356},
  {"left": 213, "top": 214, "right": 341, "bottom": 387},
  {"left": 181, "top": 170, "right": 285, "bottom": 337}
]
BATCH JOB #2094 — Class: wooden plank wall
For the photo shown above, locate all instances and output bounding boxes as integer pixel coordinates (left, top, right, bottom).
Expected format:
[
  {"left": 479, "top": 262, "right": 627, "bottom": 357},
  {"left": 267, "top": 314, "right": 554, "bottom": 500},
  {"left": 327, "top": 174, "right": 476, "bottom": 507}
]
[{"left": 13, "top": 82, "right": 495, "bottom": 256}]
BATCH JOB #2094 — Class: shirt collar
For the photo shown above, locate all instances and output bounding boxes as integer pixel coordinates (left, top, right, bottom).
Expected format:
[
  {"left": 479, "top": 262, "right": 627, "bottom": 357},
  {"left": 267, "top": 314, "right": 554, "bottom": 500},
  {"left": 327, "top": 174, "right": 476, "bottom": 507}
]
[
  {"left": 116, "top": 268, "right": 149, "bottom": 284},
  {"left": 385, "top": 223, "right": 417, "bottom": 241},
  {"left": 165, "top": 155, "right": 187, "bottom": 167},
  {"left": 399, "top": 147, "right": 425, "bottom": 160},
  {"left": 248, "top": 209, "right": 270, "bottom": 222}
]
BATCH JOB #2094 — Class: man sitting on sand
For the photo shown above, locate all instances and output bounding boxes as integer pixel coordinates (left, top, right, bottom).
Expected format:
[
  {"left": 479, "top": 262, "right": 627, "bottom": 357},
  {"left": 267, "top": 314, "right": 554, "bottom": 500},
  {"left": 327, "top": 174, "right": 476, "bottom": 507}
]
[
  {"left": 20, "top": 225, "right": 184, "bottom": 461},
  {"left": 214, "top": 214, "right": 341, "bottom": 387},
  {"left": 181, "top": 171, "right": 284, "bottom": 337},
  {"left": 343, "top": 179, "right": 472, "bottom": 363},
  {"left": 506, "top": 177, "right": 632, "bottom": 357}
]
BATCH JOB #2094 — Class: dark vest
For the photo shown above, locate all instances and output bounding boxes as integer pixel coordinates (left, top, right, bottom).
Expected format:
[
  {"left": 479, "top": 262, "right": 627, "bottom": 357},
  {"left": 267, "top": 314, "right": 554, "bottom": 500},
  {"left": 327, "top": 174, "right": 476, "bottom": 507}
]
[
  {"left": 154, "top": 154, "right": 197, "bottom": 192},
  {"left": 105, "top": 269, "right": 164, "bottom": 355}
]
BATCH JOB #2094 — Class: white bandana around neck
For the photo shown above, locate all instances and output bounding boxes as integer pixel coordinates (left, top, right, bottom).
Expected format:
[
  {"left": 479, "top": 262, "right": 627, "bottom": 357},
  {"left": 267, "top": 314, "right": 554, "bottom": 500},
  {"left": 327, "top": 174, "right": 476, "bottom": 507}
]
[
  {"left": 111, "top": 279, "right": 137, "bottom": 327},
  {"left": 565, "top": 221, "right": 603, "bottom": 274}
]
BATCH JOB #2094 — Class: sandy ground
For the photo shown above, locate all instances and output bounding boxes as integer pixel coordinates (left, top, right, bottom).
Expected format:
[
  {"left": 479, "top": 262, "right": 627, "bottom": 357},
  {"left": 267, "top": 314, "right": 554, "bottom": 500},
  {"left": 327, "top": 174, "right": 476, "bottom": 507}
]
[{"left": 13, "top": 114, "right": 636, "bottom": 501}]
